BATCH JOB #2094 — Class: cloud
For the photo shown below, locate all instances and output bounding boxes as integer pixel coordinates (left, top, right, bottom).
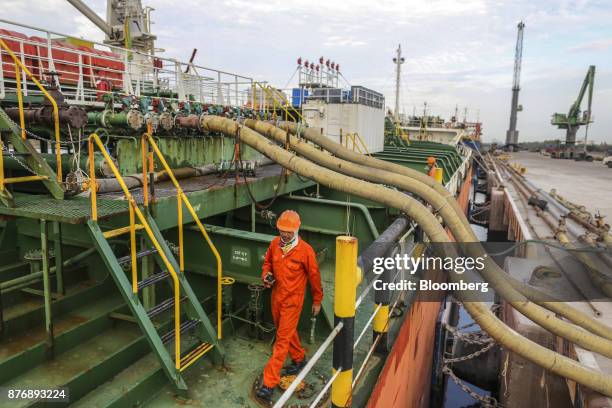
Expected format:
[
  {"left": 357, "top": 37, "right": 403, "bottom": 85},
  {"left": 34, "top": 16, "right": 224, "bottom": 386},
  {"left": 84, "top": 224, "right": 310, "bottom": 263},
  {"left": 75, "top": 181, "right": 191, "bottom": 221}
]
[
  {"left": 568, "top": 38, "right": 612, "bottom": 52},
  {"left": 323, "top": 36, "right": 367, "bottom": 48}
]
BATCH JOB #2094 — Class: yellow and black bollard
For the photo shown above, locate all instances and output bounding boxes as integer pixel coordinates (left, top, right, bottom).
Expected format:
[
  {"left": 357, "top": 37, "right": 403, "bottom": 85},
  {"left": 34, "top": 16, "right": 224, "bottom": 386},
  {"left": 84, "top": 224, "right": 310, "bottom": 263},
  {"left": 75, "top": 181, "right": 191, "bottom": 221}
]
[{"left": 332, "top": 236, "right": 358, "bottom": 408}]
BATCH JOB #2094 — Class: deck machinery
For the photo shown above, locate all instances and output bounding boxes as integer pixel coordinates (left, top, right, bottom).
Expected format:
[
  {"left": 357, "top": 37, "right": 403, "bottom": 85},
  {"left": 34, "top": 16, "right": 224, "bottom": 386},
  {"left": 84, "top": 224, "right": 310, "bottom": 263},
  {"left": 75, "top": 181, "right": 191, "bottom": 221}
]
[{"left": 0, "top": 14, "right": 475, "bottom": 407}]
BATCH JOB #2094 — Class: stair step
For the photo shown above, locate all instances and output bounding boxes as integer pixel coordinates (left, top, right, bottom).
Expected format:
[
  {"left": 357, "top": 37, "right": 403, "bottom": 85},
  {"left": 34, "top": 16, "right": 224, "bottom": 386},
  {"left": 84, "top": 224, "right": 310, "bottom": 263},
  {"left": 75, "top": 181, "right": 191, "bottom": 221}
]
[
  {"left": 137, "top": 271, "right": 170, "bottom": 291},
  {"left": 2, "top": 321, "right": 146, "bottom": 408},
  {"left": 103, "top": 224, "right": 145, "bottom": 239},
  {"left": 116, "top": 247, "right": 158, "bottom": 266},
  {"left": 179, "top": 342, "right": 214, "bottom": 372},
  {"left": 146, "top": 296, "right": 187, "bottom": 319},
  {"left": 160, "top": 319, "right": 200, "bottom": 344}
]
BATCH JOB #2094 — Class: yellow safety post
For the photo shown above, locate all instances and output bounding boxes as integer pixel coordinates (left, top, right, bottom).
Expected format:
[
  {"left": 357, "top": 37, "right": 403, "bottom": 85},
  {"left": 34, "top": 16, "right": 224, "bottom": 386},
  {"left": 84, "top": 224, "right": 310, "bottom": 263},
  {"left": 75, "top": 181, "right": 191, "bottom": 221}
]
[
  {"left": 434, "top": 168, "right": 444, "bottom": 184},
  {"left": 145, "top": 134, "right": 224, "bottom": 340},
  {"left": 0, "top": 39, "right": 62, "bottom": 183},
  {"left": 332, "top": 235, "right": 358, "bottom": 408}
]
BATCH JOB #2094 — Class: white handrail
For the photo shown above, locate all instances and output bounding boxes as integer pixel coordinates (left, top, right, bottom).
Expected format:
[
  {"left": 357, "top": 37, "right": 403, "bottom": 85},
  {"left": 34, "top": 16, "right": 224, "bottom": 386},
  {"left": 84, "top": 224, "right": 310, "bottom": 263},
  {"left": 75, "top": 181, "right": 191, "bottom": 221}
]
[{"left": 273, "top": 322, "right": 344, "bottom": 408}]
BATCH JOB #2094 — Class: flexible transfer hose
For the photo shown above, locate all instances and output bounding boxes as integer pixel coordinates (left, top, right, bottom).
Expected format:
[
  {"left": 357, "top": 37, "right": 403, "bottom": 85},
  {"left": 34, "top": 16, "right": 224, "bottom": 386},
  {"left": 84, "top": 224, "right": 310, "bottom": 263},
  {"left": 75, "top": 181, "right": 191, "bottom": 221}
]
[
  {"left": 201, "top": 115, "right": 612, "bottom": 397},
  {"left": 279, "top": 122, "right": 472, "bottom": 230},
  {"left": 247, "top": 120, "right": 612, "bottom": 344},
  {"left": 279, "top": 121, "right": 612, "bottom": 339}
]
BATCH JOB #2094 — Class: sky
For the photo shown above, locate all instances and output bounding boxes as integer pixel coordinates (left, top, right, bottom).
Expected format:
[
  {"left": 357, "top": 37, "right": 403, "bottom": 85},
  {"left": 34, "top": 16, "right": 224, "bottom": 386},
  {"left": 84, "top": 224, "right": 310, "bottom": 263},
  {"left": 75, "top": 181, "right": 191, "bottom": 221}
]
[{"left": 3, "top": 0, "right": 612, "bottom": 143}]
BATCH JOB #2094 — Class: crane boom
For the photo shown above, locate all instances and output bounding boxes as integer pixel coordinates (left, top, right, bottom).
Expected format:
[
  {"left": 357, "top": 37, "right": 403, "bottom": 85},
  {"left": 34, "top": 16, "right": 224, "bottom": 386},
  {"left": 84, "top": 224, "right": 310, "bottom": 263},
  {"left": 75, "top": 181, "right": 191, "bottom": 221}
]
[
  {"left": 551, "top": 65, "right": 595, "bottom": 146},
  {"left": 568, "top": 65, "right": 595, "bottom": 120},
  {"left": 66, "top": 0, "right": 113, "bottom": 37},
  {"left": 512, "top": 22, "right": 525, "bottom": 90}
]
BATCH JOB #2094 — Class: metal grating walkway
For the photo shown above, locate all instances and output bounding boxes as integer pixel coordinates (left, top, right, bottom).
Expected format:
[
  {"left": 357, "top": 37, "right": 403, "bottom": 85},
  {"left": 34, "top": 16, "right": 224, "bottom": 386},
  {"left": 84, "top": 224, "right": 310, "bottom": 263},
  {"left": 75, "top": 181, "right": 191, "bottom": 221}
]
[{"left": 0, "top": 194, "right": 128, "bottom": 224}]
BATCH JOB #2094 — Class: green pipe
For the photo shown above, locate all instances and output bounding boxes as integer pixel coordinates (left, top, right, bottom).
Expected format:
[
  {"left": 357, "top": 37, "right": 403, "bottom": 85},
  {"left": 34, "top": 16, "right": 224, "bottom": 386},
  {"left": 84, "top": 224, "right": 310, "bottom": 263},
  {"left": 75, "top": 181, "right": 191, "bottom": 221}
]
[
  {"left": 2, "top": 152, "right": 110, "bottom": 177},
  {"left": 41, "top": 220, "right": 53, "bottom": 347},
  {"left": 0, "top": 247, "right": 97, "bottom": 292},
  {"left": 87, "top": 109, "right": 144, "bottom": 131},
  {"left": 285, "top": 195, "right": 379, "bottom": 239}
]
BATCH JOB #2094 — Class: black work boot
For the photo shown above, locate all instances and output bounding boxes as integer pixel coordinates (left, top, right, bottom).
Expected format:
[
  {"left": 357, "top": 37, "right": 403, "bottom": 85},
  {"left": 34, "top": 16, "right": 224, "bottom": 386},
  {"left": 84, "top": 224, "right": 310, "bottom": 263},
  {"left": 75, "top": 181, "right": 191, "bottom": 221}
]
[
  {"left": 256, "top": 385, "right": 274, "bottom": 402},
  {"left": 283, "top": 359, "right": 307, "bottom": 376}
]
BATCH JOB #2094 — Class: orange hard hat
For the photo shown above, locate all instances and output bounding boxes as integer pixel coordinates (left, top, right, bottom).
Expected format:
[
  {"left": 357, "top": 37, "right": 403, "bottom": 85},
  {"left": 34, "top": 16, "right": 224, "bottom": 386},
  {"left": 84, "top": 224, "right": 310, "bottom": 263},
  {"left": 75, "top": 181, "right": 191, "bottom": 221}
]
[
  {"left": 427, "top": 156, "right": 436, "bottom": 166},
  {"left": 276, "top": 210, "right": 301, "bottom": 232}
]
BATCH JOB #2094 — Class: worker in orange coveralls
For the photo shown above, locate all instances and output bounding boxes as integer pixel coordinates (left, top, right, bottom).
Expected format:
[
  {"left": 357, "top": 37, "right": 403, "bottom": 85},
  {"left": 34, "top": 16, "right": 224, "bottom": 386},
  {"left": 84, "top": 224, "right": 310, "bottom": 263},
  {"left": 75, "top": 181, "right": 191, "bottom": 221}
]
[
  {"left": 256, "top": 210, "right": 323, "bottom": 403},
  {"left": 427, "top": 156, "right": 438, "bottom": 178}
]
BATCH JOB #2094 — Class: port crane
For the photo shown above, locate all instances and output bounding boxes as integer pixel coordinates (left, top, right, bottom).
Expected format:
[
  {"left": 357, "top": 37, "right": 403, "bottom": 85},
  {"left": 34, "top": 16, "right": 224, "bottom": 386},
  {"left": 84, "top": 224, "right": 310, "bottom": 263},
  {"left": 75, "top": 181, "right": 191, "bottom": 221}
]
[
  {"left": 550, "top": 65, "right": 595, "bottom": 160},
  {"left": 505, "top": 21, "right": 525, "bottom": 151}
]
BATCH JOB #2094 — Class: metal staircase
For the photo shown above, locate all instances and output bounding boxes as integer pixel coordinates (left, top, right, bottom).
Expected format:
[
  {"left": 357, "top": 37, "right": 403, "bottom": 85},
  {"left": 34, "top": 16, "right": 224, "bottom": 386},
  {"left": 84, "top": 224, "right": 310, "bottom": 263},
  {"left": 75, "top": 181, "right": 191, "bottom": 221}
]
[
  {"left": 86, "top": 132, "right": 224, "bottom": 395},
  {"left": 0, "top": 106, "right": 64, "bottom": 207},
  {"left": 0, "top": 39, "right": 65, "bottom": 206}
]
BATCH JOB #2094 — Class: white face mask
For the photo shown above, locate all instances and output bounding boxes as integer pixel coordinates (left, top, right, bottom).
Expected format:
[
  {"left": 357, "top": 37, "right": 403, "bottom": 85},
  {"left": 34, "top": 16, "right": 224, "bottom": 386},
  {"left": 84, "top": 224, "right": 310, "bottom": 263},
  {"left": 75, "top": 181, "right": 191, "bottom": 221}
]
[
  {"left": 279, "top": 230, "right": 299, "bottom": 254},
  {"left": 280, "top": 230, "right": 298, "bottom": 244}
]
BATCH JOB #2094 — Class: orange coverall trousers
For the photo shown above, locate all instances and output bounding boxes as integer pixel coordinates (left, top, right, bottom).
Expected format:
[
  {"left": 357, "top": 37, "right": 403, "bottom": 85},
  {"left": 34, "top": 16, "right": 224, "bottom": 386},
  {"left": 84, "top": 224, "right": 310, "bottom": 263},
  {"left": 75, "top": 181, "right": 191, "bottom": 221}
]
[{"left": 261, "top": 236, "right": 323, "bottom": 388}]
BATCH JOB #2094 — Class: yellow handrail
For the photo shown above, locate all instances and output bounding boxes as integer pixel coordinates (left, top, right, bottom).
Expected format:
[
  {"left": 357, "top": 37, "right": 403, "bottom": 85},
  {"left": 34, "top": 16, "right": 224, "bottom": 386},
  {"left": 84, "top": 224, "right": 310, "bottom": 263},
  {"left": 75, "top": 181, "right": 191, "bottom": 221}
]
[
  {"left": 0, "top": 140, "right": 50, "bottom": 191},
  {"left": 255, "top": 82, "right": 305, "bottom": 124},
  {"left": 353, "top": 133, "right": 370, "bottom": 156},
  {"left": 88, "top": 133, "right": 184, "bottom": 369},
  {"left": 257, "top": 83, "right": 293, "bottom": 122},
  {"left": 0, "top": 38, "right": 62, "bottom": 184},
  {"left": 144, "top": 133, "right": 224, "bottom": 340}
]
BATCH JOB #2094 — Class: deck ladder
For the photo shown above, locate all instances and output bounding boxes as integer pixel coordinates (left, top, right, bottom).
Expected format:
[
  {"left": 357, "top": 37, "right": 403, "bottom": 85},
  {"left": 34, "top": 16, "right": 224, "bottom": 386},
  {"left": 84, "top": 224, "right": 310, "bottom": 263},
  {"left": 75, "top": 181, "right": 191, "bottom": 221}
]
[
  {"left": 0, "top": 39, "right": 64, "bottom": 206},
  {"left": 86, "top": 131, "right": 224, "bottom": 394}
]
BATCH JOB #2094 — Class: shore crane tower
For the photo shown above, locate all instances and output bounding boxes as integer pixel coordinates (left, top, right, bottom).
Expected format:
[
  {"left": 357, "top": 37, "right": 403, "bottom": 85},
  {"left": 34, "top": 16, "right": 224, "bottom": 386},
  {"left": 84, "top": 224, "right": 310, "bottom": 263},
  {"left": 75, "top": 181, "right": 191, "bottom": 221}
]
[
  {"left": 505, "top": 21, "right": 525, "bottom": 151},
  {"left": 550, "top": 65, "right": 595, "bottom": 159}
]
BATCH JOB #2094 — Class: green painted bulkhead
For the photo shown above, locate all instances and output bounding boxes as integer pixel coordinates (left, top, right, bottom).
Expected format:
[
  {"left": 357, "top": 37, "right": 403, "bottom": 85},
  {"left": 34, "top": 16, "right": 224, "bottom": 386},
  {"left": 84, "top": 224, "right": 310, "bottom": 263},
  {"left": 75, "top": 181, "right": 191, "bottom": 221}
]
[{"left": 0, "top": 119, "right": 469, "bottom": 406}]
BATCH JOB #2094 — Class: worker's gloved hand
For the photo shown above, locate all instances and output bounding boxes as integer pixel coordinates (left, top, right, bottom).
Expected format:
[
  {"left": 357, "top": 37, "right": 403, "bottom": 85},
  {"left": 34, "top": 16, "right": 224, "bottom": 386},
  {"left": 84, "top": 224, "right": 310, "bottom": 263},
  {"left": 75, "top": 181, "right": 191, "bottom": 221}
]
[
  {"left": 263, "top": 272, "right": 275, "bottom": 288},
  {"left": 311, "top": 303, "right": 321, "bottom": 316}
]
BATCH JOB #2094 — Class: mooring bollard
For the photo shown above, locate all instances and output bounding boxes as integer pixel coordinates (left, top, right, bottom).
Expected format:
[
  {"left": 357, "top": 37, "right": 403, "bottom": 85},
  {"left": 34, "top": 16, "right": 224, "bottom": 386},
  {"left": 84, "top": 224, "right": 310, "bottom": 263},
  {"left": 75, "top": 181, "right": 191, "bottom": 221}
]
[{"left": 332, "top": 235, "right": 358, "bottom": 408}]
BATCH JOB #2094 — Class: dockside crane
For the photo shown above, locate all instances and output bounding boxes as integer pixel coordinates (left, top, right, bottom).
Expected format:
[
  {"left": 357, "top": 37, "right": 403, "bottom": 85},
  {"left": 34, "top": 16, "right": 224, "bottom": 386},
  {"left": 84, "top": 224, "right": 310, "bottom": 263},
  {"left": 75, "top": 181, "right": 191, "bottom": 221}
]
[
  {"left": 505, "top": 21, "right": 525, "bottom": 152},
  {"left": 550, "top": 65, "right": 595, "bottom": 160}
]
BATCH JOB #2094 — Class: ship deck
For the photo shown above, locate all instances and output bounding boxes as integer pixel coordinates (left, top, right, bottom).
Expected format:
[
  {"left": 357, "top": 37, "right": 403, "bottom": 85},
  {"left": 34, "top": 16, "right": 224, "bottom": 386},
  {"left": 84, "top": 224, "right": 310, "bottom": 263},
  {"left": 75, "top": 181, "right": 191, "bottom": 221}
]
[{"left": 0, "top": 164, "right": 310, "bottom": 225}]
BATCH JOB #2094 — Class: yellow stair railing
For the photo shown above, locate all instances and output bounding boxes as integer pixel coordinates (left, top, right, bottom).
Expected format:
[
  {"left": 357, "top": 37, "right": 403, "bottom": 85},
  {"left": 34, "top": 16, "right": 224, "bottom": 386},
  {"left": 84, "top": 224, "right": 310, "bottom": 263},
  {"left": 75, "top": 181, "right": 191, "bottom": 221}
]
[
  {"left": 342, "top": 131, "right": 370, "bottom": 156},
  {"left": 0, "top": 38, "right": 62, "bottom": 185},
  {"left": 253, "top": 82, "right": 306, "bottom": 124},
  {"left": 89, "top": 132, "right": 185, "bottom": 369},
  {"left": 141, "top": 131, "right": 224, "bottom": 340}
]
